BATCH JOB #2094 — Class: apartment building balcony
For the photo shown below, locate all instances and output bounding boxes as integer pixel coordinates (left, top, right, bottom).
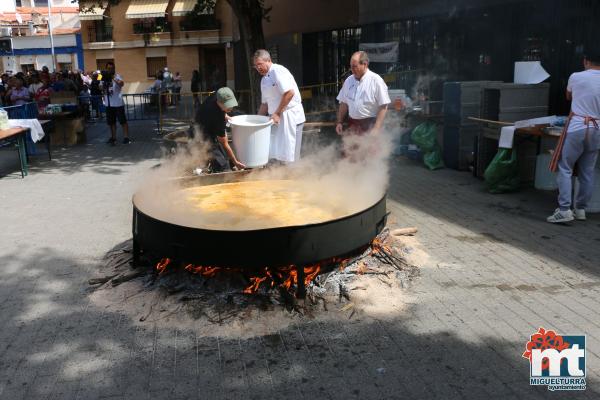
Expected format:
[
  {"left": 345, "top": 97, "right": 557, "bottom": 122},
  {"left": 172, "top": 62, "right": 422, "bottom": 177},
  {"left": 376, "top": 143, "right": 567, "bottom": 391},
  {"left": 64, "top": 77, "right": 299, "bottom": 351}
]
[
  {"left": 132, "top": 20, "right": 172, "bottom": 34},
  {"left": 179, "top": 15, "right": 221, "bottom": 32},
  {"left": 85, "top": 26, "right": 114, "bottom": 49}
]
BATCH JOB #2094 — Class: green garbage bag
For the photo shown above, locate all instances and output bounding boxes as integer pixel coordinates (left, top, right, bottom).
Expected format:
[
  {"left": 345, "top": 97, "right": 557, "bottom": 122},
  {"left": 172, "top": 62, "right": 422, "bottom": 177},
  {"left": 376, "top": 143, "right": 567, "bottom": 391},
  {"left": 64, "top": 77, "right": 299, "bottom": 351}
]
[
  {"left": 484, "top": 148, "right": 520, "bottom": 193},
  {"left": 411, "top": 122, "right": 444, "bottom": 170}
]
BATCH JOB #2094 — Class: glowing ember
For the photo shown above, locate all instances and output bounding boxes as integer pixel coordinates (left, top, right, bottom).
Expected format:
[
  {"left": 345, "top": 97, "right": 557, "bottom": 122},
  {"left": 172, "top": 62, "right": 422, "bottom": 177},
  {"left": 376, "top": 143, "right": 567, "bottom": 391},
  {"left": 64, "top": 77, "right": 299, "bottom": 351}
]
[
  {"left": 156, "top": 258, "right": 171, "bottom": 275},
  {"left": 243, "top": 276, "right": 268, "bottom": 294},
  {"left": 152, "top": 242, "right": 371, "bottom": 295},
  {"left": 184, "top": 264, "right": 221, "bottom": 278}
]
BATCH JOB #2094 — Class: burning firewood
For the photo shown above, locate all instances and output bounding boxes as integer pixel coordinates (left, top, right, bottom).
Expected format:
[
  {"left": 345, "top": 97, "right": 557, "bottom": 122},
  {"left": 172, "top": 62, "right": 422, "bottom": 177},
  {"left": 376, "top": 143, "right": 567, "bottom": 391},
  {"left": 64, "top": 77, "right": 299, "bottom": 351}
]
[
  {"left": 111, "top": 270, "right": 147, "bottom": 287},
  {"left": 88, "top": 274, "right": 119, "bottom": 286},
  {"left": 391, "top": 227, "right": 418, "bottom": 236}
]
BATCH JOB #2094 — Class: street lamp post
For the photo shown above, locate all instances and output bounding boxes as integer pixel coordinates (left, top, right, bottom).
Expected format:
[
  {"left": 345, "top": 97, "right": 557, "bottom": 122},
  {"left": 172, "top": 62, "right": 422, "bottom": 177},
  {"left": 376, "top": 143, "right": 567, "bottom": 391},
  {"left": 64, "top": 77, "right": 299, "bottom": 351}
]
[{"left": 47, "top": 0, "right": 57, "bottom": 72}]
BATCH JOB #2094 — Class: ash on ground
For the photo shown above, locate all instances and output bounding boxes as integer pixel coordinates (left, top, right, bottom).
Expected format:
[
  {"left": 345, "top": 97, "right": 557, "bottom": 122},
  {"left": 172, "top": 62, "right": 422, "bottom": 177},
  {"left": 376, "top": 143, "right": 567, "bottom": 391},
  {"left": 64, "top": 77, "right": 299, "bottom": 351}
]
[{"left": 87, "top": 228, "right": 422, "bottom": 338}]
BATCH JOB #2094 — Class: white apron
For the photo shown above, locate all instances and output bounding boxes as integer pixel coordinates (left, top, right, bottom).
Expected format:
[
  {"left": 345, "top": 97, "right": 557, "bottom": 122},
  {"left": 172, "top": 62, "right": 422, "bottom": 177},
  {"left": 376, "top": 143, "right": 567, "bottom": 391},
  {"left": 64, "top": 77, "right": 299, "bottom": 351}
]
[
  {"left": 261, "top": 65, "right": 305, "bottom": 162},
  {"left": 269, "top": 105, "right": 304, "bottom": 162}
]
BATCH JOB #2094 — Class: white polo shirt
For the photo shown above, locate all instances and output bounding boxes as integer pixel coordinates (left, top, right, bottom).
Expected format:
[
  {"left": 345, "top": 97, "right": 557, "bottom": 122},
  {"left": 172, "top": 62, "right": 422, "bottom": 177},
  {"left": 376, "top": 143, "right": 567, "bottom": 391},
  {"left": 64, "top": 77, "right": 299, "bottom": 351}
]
[
  {"left": 567, "top": 69, "right": 600, "bottom": 132},
  {"left": 261, "top": 63, "right": 305, "bottom": 123},
  {"left": 337, "top": 69, "right": 391, "bottom": 119}
]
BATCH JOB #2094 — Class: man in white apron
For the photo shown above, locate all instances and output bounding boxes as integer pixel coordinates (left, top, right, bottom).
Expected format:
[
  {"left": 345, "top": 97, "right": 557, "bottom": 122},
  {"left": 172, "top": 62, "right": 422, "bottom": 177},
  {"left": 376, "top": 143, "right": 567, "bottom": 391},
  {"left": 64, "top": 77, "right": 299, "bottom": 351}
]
[
  {"left": 547, "top": 51, "right": 600, "bottom": 223},
  {"left": 254, "top": 49, "right": 305, "bottom": 163}
]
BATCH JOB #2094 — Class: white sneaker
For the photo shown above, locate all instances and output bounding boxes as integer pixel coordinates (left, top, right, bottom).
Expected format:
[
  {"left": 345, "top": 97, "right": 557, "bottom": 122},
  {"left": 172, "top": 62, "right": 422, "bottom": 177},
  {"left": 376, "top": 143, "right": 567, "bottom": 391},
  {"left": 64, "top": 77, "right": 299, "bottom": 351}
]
[
  {"left": 574, "top": 208, "right": 586, "bottom": 221},
  {"left": 546, "top": 208, "right": 574, "bottom": 223}
]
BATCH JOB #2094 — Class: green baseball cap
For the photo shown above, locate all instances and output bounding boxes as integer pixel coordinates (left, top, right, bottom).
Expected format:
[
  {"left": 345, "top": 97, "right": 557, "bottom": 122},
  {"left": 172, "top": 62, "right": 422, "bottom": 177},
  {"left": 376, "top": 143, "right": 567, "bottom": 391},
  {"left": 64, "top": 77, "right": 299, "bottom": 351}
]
[{"left": 216, "top": 87, "right": 238, "bottom": 109}]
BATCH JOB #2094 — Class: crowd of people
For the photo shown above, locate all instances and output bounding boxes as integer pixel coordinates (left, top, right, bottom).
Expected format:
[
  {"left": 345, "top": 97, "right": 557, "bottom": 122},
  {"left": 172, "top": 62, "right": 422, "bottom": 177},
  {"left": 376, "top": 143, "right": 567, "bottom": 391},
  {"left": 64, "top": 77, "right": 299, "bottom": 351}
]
[{"left": 0, "top": 67, "right": 88, "bottom": 109}]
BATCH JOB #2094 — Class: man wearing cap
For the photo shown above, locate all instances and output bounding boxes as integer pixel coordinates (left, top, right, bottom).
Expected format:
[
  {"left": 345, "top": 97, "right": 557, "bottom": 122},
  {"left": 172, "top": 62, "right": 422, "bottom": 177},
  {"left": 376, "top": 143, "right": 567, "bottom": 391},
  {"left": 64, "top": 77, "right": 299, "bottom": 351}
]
[
  {"left": 254, "top": 49, "right": 305, "bottom": 163},
  {"left": 194, "top": 87, "right": 245, "bottom": 172}
]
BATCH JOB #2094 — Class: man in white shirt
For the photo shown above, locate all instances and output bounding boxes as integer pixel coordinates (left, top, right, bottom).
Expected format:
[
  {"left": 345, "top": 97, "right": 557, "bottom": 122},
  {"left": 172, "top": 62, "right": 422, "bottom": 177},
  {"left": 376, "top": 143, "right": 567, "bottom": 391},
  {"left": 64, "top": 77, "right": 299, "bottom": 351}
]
[
  {"left": 547, "top": 52, "right": 600, "bottom": 223},
  {"left": 336, "top": 51, "right": 390, "bottom": 136},
  {"left": 254, "top": 49, "right": 306, "bottom": 163},
  {"left": 101, "top": 61, "right": 130, "bottom": 145}
]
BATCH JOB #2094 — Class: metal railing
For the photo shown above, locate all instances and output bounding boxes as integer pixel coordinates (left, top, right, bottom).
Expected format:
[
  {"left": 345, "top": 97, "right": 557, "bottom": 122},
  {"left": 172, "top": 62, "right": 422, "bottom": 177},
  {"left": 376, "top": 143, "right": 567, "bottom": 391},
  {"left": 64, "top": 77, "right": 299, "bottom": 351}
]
[
  {"left": 87, "top": 26, "right": 113, "bottom": 42},
  {"left": 179, "top": 15, "right": 221, "bottom": 31},
  {"left": 1, "top": 102, "right": 39, "bottom": 119},
  {"left": 78, "top": 94, "right": 160, "bottom": 124},
  {"left": 133, "top": 21, "right": 172, "bottom": 34},
  {"left": 156, "top": 82, "right": 343, "bottom": 133}
]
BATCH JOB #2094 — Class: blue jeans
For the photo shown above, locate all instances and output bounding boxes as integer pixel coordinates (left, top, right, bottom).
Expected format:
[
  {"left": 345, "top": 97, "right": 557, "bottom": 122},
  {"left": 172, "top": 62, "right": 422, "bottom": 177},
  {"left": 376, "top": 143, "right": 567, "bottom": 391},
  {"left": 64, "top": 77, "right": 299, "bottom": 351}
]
[{"left": 557, "top": 128, "right": 600, "bottom": 210}]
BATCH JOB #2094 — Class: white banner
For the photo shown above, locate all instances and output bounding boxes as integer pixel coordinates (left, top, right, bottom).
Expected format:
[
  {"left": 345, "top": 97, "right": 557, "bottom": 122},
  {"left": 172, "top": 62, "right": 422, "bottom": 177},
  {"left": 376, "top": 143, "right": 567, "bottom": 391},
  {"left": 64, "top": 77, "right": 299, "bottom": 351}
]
[{"left": 359, "top": 42, "right": 399, "bottom": 63}]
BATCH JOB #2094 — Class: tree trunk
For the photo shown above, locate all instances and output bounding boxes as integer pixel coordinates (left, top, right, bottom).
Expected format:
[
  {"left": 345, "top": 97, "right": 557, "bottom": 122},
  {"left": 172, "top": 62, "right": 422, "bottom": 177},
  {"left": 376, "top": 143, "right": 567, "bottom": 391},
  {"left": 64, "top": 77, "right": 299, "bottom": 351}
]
[{"left": 226, "top": 0, "right": 266, "bottom": 112}]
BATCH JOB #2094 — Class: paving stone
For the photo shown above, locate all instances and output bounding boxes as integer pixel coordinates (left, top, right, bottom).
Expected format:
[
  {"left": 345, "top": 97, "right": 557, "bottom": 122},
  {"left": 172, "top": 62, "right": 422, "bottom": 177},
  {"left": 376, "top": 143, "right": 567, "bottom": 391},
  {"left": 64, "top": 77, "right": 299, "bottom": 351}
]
[{"left": 1, "top": 123, "right": 599, "bottom": 399}]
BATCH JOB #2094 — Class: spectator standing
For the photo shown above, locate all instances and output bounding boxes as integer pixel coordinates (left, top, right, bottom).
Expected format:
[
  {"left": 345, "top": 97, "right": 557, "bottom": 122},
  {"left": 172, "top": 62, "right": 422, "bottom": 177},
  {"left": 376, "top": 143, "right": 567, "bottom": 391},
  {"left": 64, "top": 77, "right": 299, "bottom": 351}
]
[
  {"left": 52, "top": 73, "right": 66, "bottom": 92},
  {"left": 101, "top": 61, "right": 130, "bottom": 145},
  {"left": 62, "top": 71, "right": 79, "bottom": 95},
  {"left": 0, "top": 73, "right": 9, "bottom": 106},
  {"left": 80, "top": 84, "right": 92, "bottom": 119},
  {"left": 150, "top": 71, "right": 163, "bottom": 108},
  {"left": 90, "top": 71, "right": 102, "bottom": 118},
  {"left": 172, "top": 72, "right": 182, "bottom": 105},
  {"left": 191, "top": 70, "right": 200, "bottom": 107},
  {"left": 162, "top": 67, "right": 173, "bottom": 105},
  {"left": 9, "top": 77, "right": 31, "bottom": 106},
  {"left": 28, "top": 73, "right": 43, "bottom": 98},
  {"left": 34, "top": 75, "right": 53, "bottom": 111}
]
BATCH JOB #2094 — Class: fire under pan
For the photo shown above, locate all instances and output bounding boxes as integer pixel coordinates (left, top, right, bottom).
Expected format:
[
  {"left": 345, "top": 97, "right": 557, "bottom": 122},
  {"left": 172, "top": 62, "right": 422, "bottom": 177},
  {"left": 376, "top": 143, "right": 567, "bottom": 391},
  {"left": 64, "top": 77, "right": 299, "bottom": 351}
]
[{"left": 132, "top": 171, "right": 387, "bottom": 296}]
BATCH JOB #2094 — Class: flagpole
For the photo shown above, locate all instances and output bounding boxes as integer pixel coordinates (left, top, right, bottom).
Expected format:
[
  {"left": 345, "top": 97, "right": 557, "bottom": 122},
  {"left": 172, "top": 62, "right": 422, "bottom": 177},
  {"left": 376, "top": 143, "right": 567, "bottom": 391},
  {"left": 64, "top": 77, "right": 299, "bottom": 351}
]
[{"left": 47, "top": 1, "right": 56, "bottom": 72}]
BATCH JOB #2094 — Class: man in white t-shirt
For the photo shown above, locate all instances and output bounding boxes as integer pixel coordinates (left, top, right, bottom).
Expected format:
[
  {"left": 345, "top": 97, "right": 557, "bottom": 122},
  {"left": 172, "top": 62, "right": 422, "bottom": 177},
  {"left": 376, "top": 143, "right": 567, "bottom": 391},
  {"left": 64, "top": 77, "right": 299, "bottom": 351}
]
[
  {"left": 336, "top": 51, "right": 391, "bottom": 136},
  {"left": 101, "top": 61, "right": 130, "bottom": 145},
  {"left": 255, "top": 49, "right": 305, "bottom": 163},
  {"left": 547, "top": 52, "right": 600, "bottom": 223}
]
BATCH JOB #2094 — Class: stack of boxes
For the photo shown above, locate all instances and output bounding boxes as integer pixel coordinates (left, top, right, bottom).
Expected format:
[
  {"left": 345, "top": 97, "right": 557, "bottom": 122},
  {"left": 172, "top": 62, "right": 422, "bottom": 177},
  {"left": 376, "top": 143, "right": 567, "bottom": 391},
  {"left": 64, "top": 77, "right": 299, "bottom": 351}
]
[
  {"left": 477, "top": 83, "right": 550, "bottom": 181},
  {"left": 442, "top": 81, "right": 499, "bottom": 171}
]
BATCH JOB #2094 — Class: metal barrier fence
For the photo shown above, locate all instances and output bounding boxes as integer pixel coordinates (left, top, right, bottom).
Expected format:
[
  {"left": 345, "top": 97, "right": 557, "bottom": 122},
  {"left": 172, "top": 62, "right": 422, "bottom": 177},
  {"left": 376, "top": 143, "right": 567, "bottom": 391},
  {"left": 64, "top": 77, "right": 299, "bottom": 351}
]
[
  {"left": 3, "top": 75, "right": 422, "bottom": 135},
  {"left": 78, "top": 94, "right": 160, "bottom": 126},
  {"left": 157, "top": 83, "right": 343, "bottom": 133},
  {"left": 1, "top": 102, "right": 39, "bottom": 119},
  {"left": 157, "top": 89, "right": 253, "bottom": 133}
]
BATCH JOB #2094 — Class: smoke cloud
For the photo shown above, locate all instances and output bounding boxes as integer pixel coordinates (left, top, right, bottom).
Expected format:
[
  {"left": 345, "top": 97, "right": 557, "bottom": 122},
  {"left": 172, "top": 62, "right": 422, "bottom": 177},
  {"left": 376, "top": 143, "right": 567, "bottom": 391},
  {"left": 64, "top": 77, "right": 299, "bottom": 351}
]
[{"left": 135, "top": 114, "right": 402, "bottom": 231}]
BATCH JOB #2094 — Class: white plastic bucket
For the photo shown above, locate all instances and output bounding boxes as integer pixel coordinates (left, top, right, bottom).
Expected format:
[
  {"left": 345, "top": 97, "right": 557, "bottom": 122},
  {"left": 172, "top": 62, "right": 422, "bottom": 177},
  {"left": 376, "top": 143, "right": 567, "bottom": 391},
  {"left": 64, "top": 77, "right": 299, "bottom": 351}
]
[
  {"left": 534, "top": 153, "right": 558, "bottom": 190},
  {"left": 229, "top": 115, "right": 273, "bottom": 168}
]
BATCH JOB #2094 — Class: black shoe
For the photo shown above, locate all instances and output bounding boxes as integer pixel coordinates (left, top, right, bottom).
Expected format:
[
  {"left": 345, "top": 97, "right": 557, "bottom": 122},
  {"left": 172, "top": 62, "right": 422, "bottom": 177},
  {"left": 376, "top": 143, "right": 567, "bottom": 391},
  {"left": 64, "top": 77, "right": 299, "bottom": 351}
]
[
  {"left": 123, "top": 137, "right": 131, "bottom": 144},
  {"left": 107, "top": 137, "right": 116, "bottom": 146}
]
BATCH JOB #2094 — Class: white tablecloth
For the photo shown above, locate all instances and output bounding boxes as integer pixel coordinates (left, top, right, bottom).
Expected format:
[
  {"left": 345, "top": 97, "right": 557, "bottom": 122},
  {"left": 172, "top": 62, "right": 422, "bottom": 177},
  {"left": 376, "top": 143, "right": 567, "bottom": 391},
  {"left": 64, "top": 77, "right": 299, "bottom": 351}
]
[{"left": 8, "top": 119, "right": 45, "bottom": 143}]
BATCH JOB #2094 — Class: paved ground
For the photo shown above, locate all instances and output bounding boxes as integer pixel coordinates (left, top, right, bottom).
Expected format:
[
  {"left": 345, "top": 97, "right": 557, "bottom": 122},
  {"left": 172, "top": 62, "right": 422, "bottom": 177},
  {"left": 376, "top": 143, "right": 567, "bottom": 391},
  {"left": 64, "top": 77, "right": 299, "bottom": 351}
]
[{"left": 0, "top": 120, "right": 598, "bottom": 399}]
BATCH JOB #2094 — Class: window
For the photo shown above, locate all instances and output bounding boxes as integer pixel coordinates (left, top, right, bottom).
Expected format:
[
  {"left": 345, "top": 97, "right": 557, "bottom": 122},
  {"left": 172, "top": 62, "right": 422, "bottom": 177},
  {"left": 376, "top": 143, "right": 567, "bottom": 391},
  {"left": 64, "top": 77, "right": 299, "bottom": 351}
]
[
  {"left": 146, "top": 57, "right": 167, "bottom": 78},
  {"left": 21, "top": 64, "right": 35, "bottom": 73},
  {"left": 96, "top": 58, "right": 114, "bottom": 71},
  {"left": 34, "top": 0, "right": 49, "bottom": 6},
  {"left": 58, "top": 62, "right": 72, "bottom": 72}
]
